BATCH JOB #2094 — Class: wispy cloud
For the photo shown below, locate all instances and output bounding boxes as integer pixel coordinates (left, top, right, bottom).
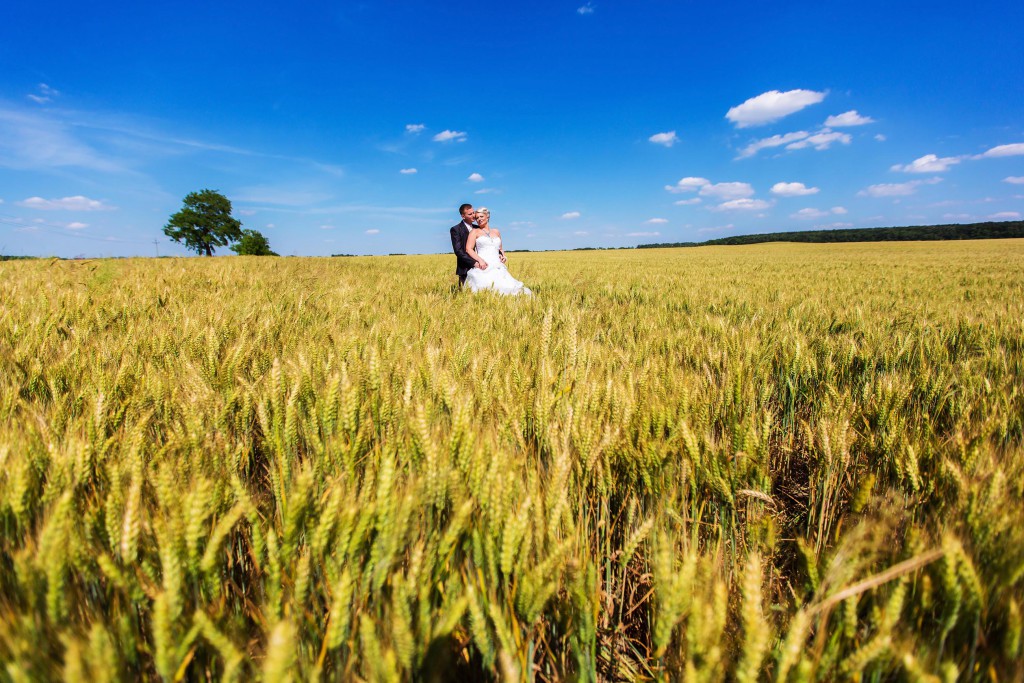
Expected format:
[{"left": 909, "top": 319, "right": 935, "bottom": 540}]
[
  {"left": 405, "top": 123, "right": 425, "bottom": 134},
  {"left": 791, "top": 208, "right": 829, "bottom": 219},
  {"left": 701, "top": 182, "right": 754, "bottom": 200},
  {"left": 628, "top": 231, "right": 661, "bottom": 236},
  {"left": 726, "top": 89, "right": 826, "bottom": 128},
  {"left": 577, "top": 3, "right": 595, "bottom": 14},
  {"left": 1004, "top": 176, "right": 1024, "bottom": 185},
  {"left": 785, "top": 129, "right": 850, "bottom": 151},
  {"left": 824, "top": 110, "right": 874, "bottom": 127},
  {"left": 665, "top": 177, "right": 710, "bottom": 193},
  {"left": 666, "top": 177, "right": 757, "bottom": 202},
  {"left": 975, "top": 143, "right": 1024, "bottom": 159},
  {"left": 736, "top": 131, "right": 809, "bottom": 159},
  {"left": 474, "top": 188, "right": 498, "bottom": 194},
  {"left": 66, "top": 221, "right": 88, "bottom": 229},
  {"left": 890, "top": 154, "right": 963, "bottom": 173},
  {"left": 711, "top": 198, "right": 774, "bottom": 212},
  {"left": 562, "top": 211, "right": 581, "bottom": 219},
  {"left": 399, "top": 167, "right": 417, "bottom": 174},
  {"left": 573, "top": 230, "right": 589, "bottom": 235},
  {"left": 365, "top": 229, "right": 381, "bottom": 234},
  {"left": 858, "top": 177, "right": 942, "bottom": 197},
  {"left": 27, "top": 83, "right": 60, "bottom": 105},
  {"left": 648, "top": 131, "right": 679, "bottom": 147},
  {"left": 17, "top": 195, "right": 113, "bottom": 210},
  {"left": 974, "top": 143, "right": 1024, "bottom": 159},
  {"left": 989, "top": 211, "right": 1021, "bottom": 220},
  {"left": 875, "top": 134, "right": 887, "bottom": 142},
  {"left": 467, "top": 172, "right": 484, "bottom": 182},
  {"left": 645, "top": 218, "right": 668, "bottom": 224},
  {"left": 0, "top": 106, "right": 126, "bottom": 172},
  {"left": 771, "top": 182, "right": 819, "bottom": 197},
  {"left": 433, "top": 129, "right": 467, "bottom": 143},
  {"left": 673, "top": 198, "right": 701, "bottom": 205}
]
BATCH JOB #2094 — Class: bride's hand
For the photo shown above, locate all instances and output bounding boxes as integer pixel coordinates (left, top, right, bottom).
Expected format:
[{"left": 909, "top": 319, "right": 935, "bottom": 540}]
[{"left": 476, "top": 260, "right": 489, "bottom": 270}]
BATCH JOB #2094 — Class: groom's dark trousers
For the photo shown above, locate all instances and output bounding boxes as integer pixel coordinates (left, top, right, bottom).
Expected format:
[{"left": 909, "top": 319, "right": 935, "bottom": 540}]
[{"left": 450, "top": 222, "right": 477, "bottom": 286}]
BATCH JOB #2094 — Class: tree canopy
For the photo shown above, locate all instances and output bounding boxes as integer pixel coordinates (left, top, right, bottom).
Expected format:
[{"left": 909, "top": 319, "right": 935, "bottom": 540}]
[
  {"left": 231, "top": 229, "right": 278, "bottom": 256},
  {"left": 163, "top": 189, "right": 243, "bottom": 256}
]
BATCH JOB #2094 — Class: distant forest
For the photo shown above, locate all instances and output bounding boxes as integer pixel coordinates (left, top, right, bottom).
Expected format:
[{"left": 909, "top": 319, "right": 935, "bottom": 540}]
[{"left": 636, "top": 220, "right": 1024, "bottom": 249}]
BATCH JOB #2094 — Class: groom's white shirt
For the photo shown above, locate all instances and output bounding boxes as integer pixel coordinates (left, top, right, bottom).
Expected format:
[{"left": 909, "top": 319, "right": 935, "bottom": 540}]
[{"left": 462, "top": 220, "right": 474, "bottom": 232}]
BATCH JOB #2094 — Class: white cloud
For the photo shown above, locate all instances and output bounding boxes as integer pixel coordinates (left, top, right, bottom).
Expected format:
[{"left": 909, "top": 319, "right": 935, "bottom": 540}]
[
  {"left": 771, "top": 182, "right": 819, "bottom": 197},
  {"left": 237, "top": 209, "right": 257, "bottom": 216},
  {"left": 831, "top": 206, "right": 848, "bottom": 214},
  {"left": 577, "top": 3, "right": 594, "bottom": 14},
  {"left": 399, "top": 168, "right": 417, "bottom": 174},
  {"left": 265, "top": 223, "right": 275, "bottom": 229},
  {"left": 674, "top": 198, "right": 702, "bottom": 206},
  {"left": 824, "top": 110, "right": 874, "bottom": 127},
  {"left": 858, "top": 178, "right": 942, "bottom": 197},
  {"left": 1003, "top": 176, "right": 1024, "bottom": 184},
  {"left": 785, "top": 129, "right": 851, "bottom": 151},
  {"left": 475, "top": 188, "right": 497, "bottom": 194},
  {"left": 628, "top": 231, "right": 661, "bottom": 237},
  {"left": 562, "top": 211, "right": 581, "bottom": 219},
  {"left": 433, "top": 130, "right": 467, "bottom": 143},
  {"left": 365, "top": 229, "right": 381, "bottom": 234},
  {"left": 467, "top": 172, "right": 484, "bottom": 182},
  {"left": 712, "top": 198, "right": 774, "bottom": 212},
  {"left": 649, "top": 131, "right": 679, "bottom": 147},
  {"left": 700, "top": 182, "right": 754, "bottom": 200},
  {"left": 792, "top": 208, "right": 830, "bottom": 219},
  {"left": 66, "top": 221, "right": 88, "bottom": 229},
  {"left": 815, "top": 222, "right": 854, "bottom": 229},
  {"left": 573, "top": 230, "right": 589, "bottom": 235},
  {"left": 17, "top": 195, "right": 113, "bottom": 211},
  {"left": 665, "top": 176, "right": 710, "bottom": 193},
  {"left": 989, "top": 211, "right": 1021, "bottom": 220},
  {"left": 319, "top": 225, "right": 335, "bottom": 230},
  {"left": 737, "top": 131, "right": 810, "bottom": 159},
  {"left": 405, "top": 124, "right": 425, "bottom": 134},
  {"left": 725, "top": 89, "right": 826, "bottom": 128},
  {"left": 698, "top": 223, "right": 734, "bottom": 234},
  {"left": 645, "top": 218, "right": 668, "bottom": 224},
  {"left": 875, "top": 134, "right": 887, "bottom": 142},
  {"left": 975, "top": 143, "right": 1024, "bottom": 159},
  {"left": 890, "top": 154, "right": 962, "bottom": 173},
  {"left": 27, "top": 83, "right": 59, "bottom": 104}
]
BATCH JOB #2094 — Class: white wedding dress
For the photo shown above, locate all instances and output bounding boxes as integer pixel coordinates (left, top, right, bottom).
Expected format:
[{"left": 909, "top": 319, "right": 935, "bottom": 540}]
[{"left": 465, "top": 232, "right": 533, "bottom": 296}]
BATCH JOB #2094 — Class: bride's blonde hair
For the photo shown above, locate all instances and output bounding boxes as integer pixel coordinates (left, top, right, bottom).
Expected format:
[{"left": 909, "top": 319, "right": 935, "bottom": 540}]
[{"left": 477, "top": 207, "right": 490, "bottom": 217}]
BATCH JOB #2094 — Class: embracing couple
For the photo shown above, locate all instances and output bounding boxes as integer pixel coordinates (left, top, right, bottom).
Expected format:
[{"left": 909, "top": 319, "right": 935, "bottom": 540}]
[{"left": 449, "top": 204, "right": 533, "bottom": 296}]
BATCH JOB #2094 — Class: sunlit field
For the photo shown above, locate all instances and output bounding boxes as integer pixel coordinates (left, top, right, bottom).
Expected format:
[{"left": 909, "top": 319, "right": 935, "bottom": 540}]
[{"left": 1, "top": 241, "right": 1022, "bottom": 681}]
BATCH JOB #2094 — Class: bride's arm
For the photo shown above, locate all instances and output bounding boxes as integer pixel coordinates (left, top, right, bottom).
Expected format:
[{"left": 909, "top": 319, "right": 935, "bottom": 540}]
[
  {"left": 465, "top": 231, "right": 488, "bottom": 269},
  {"left": 493, "top": 229, "right": 507, "bottom": 263}
]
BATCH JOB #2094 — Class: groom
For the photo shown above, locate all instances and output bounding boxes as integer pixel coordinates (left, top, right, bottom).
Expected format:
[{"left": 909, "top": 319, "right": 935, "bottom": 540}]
[{"left": 450, "top": 203, "right": 486, "bottom": 286}]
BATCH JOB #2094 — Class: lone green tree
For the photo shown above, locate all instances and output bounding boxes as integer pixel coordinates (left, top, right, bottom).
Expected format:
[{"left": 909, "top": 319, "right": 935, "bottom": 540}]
[
  {"left": 163, "top": 189, "right": 243, "bottom": 256},
  {"left": 231, "top": 229, "right": 278, "bottom": 256}
]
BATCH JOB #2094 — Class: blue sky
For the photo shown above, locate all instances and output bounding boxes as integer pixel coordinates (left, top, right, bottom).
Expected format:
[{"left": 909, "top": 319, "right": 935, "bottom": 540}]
[{"left": 1, "top": 0, "right": 1022, "bottom": 257}]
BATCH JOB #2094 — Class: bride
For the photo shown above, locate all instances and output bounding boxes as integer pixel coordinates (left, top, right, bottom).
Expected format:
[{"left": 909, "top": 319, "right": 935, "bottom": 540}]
[{"left": 464, "top": 208, "right": 533, "bottom": 296}]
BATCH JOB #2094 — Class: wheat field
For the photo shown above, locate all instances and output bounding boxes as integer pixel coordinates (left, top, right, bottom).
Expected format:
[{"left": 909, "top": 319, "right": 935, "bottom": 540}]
[{"left": 1, "top": 241, "right": 1022, "bottom": 681}]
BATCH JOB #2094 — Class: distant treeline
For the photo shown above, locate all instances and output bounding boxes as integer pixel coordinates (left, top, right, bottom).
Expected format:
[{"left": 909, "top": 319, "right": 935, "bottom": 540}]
[
  {"left": 637, "top": 221, "right": 1024, "bottom": 249},
  {"left": 0, "top": 255, "right": 38, "bottom": 261}
]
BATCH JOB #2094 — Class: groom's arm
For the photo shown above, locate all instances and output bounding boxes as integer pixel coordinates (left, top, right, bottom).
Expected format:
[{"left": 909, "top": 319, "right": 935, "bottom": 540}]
[{"left": 450, "top": 226, "right": 478, "bottom": 267}]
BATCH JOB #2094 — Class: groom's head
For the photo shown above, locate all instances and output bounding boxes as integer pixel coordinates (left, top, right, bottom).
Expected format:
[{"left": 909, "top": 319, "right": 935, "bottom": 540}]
[{"left": 459, "top": 203, "right": 476, "bottom": 225}]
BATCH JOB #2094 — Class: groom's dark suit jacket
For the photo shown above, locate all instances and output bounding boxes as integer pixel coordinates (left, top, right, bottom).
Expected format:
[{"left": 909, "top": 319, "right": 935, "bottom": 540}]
[{"left": 450, "top": 221, "right": 477, "bottom": 281}]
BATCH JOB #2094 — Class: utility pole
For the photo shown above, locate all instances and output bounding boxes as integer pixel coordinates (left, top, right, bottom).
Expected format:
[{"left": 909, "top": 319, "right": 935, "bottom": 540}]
[{"left": 153, "top": 238, "right": 160, "bottom": 258}]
